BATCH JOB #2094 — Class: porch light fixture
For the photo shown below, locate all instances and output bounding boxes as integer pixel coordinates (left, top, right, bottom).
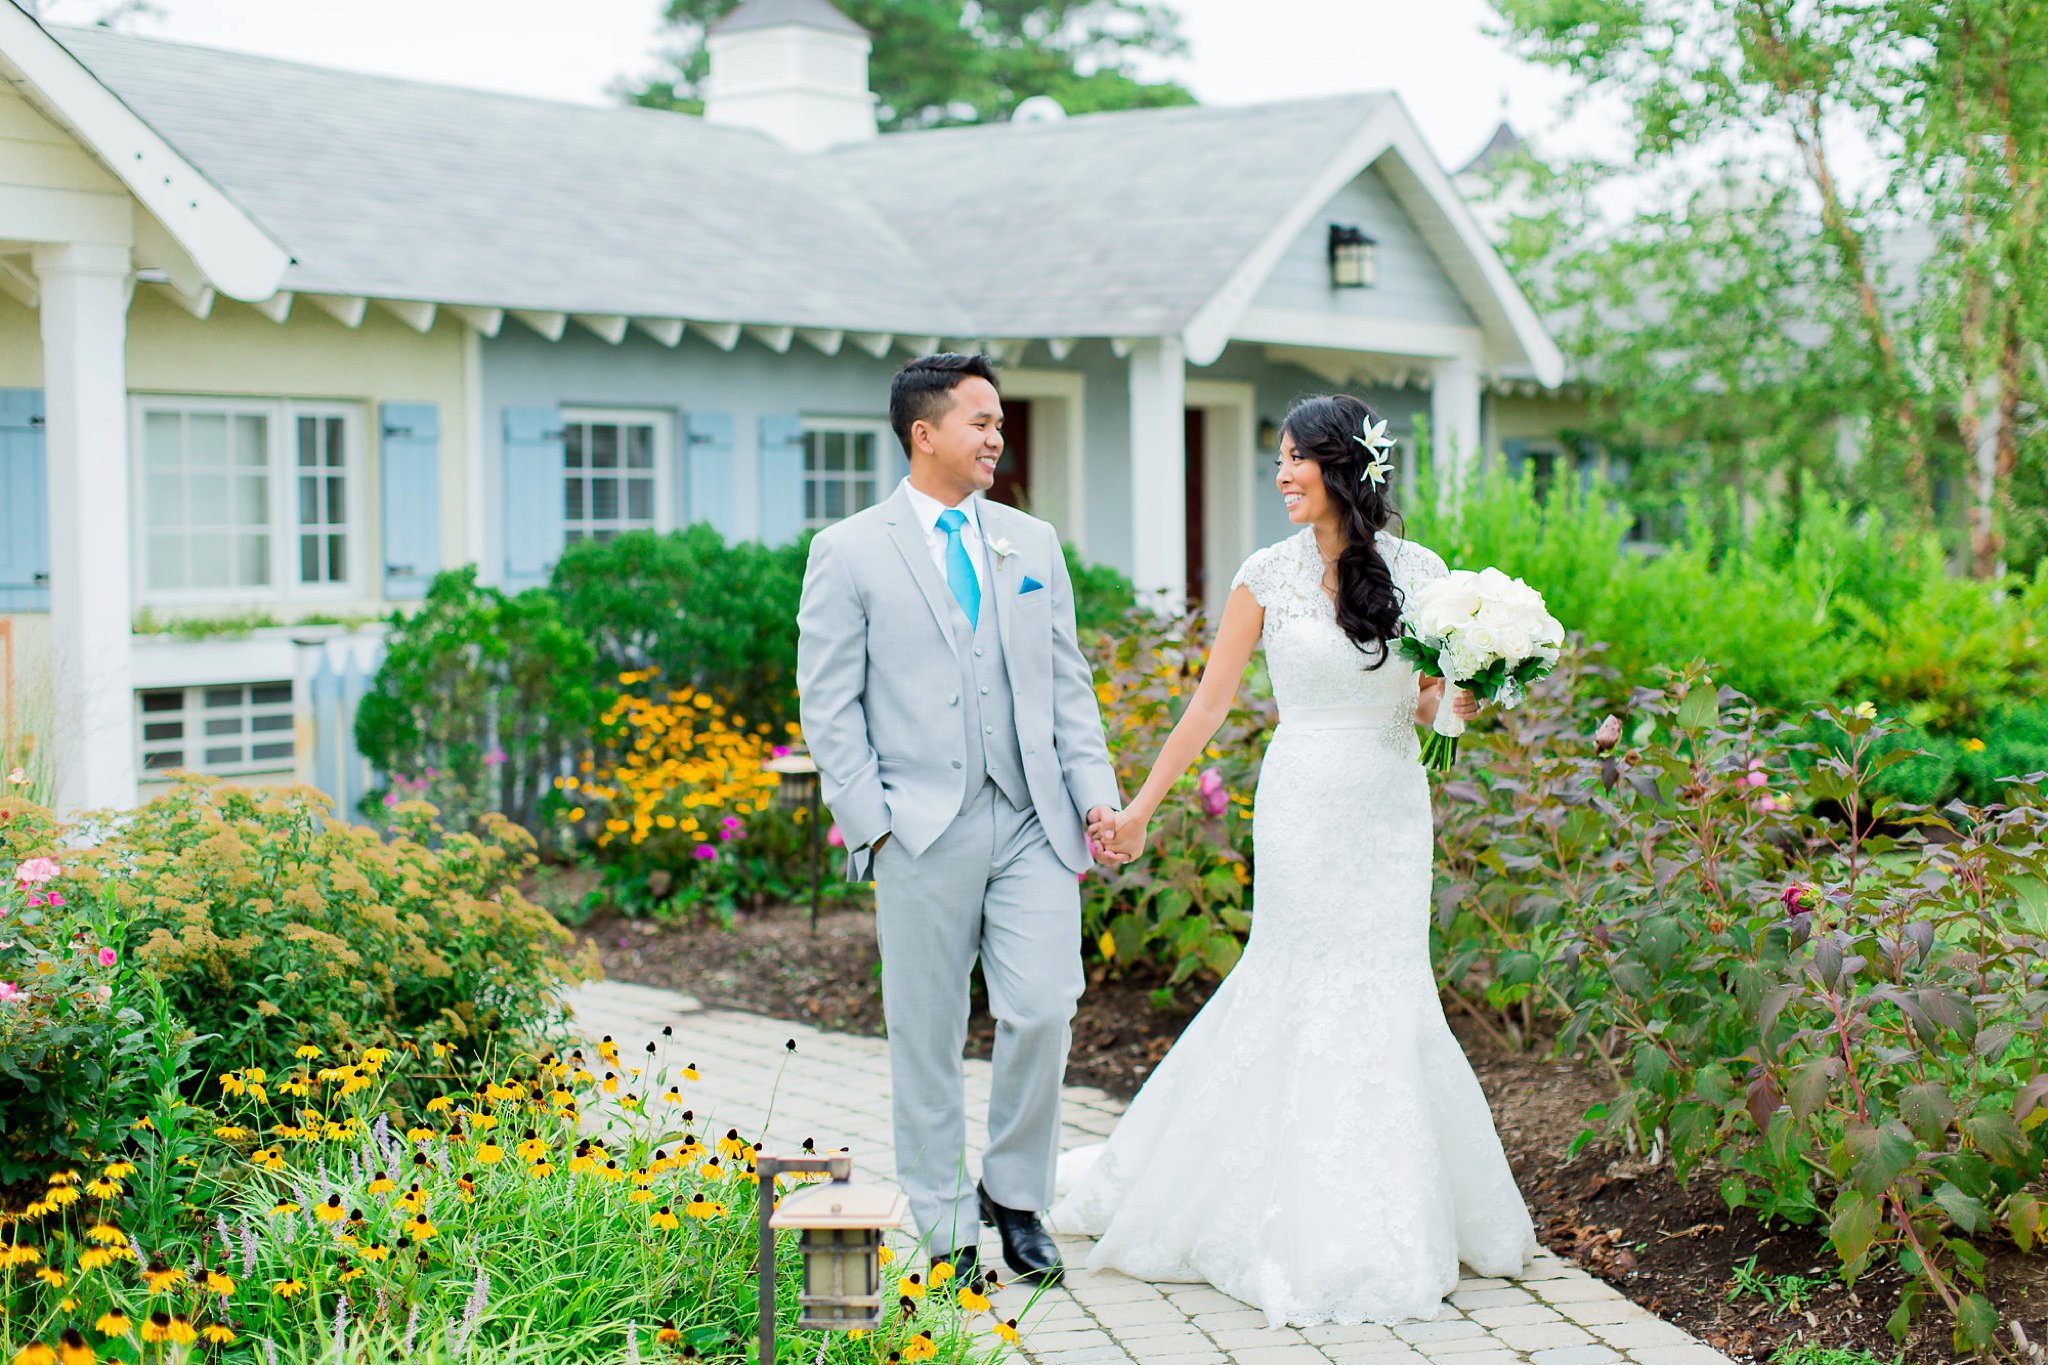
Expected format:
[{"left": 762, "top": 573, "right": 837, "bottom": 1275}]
[
  {"left": 1328, "top": 224, "right": 1378, "bottom": 289},
  {"left": 756, "top": 1151, "right": 910, "bottom": 1365}
]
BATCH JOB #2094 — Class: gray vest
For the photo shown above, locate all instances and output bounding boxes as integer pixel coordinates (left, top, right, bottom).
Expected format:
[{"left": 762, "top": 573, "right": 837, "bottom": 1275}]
[{"left": 949, "top": 541, "right": 1030, "bottom": 812}]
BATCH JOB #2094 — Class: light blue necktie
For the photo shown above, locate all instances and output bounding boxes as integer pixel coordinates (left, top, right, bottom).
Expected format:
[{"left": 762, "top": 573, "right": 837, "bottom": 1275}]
[{"left": 936, "top": 508, "right": 981, "bottom": 628}]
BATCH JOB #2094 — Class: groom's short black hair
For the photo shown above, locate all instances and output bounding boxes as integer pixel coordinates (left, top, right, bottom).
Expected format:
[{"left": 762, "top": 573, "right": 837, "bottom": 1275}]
[{"left": 891, "top": 353, "right": 1000, "bottom": 456}]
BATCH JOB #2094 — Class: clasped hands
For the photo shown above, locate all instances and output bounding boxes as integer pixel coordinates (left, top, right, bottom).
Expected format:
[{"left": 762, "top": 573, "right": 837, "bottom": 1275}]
[{"left": 1086, "top": 805, "right": 1145, "bottom": 866}]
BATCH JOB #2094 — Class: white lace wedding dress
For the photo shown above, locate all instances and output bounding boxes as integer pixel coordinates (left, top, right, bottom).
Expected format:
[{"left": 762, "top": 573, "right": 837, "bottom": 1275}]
[{"left": 1050, "top": 528, "right": 1536, "bottom": 1327}]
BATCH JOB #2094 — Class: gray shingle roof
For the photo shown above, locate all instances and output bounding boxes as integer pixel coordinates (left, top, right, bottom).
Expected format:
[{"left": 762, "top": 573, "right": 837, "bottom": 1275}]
[
  {"left": 829, "top": 93, "right": 1388, "bottom": 338},
  {"left": 56, "top": 26, "right": 1389, "bottom": 339},
  {"left": 58, "top": 25, "right": 967, "bottom": 332},
  {"left": 712, "top": 0, "right": 867, "bottom": 38}
]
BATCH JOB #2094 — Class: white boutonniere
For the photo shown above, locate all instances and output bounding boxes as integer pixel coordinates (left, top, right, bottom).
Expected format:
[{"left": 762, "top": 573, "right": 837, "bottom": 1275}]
[{"left": 988, "top": 536, "right": 1017, "bottom": 562}]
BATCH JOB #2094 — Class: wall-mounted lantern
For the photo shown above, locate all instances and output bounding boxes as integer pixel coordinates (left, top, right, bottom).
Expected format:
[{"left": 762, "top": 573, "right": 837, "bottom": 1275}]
[{"left": 1328, "top": 224, "right": 1378, "bottom": 289}]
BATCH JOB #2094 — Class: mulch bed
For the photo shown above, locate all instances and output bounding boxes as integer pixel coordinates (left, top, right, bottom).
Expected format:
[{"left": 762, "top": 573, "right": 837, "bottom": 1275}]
[{"left": 577, "top": 901, "right": 2047, "bottom": 1364}]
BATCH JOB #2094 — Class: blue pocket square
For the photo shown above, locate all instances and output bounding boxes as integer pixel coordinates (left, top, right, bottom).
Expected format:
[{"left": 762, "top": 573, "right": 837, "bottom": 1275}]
[{"left": 1020, "top": 576, "right": 1046, "bottom": 595}]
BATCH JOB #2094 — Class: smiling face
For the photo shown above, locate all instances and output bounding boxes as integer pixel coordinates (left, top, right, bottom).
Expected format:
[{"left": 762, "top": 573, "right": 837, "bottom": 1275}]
[
  {"left": 908, "top": 375, "right": 1003, "bottom": 505},
  {"left": 1275, "top": 428, "right": 1333, "bottom": 527}
]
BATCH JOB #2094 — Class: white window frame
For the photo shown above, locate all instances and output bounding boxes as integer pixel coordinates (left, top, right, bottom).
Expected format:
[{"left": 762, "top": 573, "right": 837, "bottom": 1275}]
[
  {"left": 130, "top": 396, "right": 365, "bottom": 608},
  {"left": 559, "top": 406, "right": 674, "bottom": 544},
  {"left": 136, "top": 680, "right": 296, "bottom": 778},
  {"left": 801, "top": 417, "right": 893, "bottom": 530}
]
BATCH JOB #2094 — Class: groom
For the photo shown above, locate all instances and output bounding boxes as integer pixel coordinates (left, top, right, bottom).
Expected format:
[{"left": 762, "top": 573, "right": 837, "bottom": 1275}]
[{"left": 796, "top": 353, "right": 1121, "bottom": 1283}]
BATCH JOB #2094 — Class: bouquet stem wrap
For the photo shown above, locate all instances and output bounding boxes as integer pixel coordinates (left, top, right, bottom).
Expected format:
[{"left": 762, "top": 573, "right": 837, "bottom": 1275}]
[{"left": 1422, "top": 681, "right": 1466, "bottom": 772}]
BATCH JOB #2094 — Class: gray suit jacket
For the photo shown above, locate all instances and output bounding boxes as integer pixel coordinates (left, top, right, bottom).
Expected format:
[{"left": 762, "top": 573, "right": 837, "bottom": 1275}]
[{"left": 797, "top": 486, "right": 1119, "bottom": 877}]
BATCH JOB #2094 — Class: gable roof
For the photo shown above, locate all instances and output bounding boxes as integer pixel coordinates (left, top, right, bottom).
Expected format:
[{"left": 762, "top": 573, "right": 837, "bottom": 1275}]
[
  {"left": 47, "top": 23, "right": 1559, "bottom": 381},
  {"left": 0, "top": 3, "right": 286, "bottom": 300},
  {"left": 829, "top": 93, "right": 1391, "bottom": 343}
]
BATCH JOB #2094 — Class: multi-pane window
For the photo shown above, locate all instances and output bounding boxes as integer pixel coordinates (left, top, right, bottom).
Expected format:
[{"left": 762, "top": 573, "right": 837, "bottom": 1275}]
[
  {"left": 296, "top": 414, "right": 349, "bottom": 584},
  {"left": 563, "top": 411, "right": 664, "bottom": 544},
  {"left": 136, "top": 399, "right": 356, "bottom": 601},
  {"left": 803, "top": 422, "right": 888, "bottom": 528},
  {"left": 137, "top": 682, "right": 295, "bottom": 776}
]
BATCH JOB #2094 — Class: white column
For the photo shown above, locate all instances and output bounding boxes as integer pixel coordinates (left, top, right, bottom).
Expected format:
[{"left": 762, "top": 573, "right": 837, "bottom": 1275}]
[
  {"left": 1128, "top": 337, "right": 1187, "bottom": 612},
  {"left": 1430, "top": 353, "right": 1483, "bottom": 499},
  {"left": 35, "top": 242, "right": 138, "bottom": 815}
]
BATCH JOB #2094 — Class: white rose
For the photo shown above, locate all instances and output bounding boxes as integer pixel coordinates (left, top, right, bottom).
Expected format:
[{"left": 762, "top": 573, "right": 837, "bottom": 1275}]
[{"left": 1491, "top": 620, "right": 1533, "bottom": 660}]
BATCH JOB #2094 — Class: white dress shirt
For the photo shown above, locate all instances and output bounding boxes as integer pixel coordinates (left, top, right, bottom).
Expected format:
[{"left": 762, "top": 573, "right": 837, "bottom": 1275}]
[{"left": 900, "top": 478, "right": 987, "bottom": 598}]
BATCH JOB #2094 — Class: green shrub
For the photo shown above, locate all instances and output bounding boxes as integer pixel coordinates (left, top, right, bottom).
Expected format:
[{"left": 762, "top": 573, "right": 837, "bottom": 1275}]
[
  {"left": 356, "top": 567, "right": 600, "bottom": 831},
  {"left": 0, "top": 807, "right": 164, "bottom": 1180},
  {"left": 551, "top": 526, "right": 812, "bottom": 734},
  {"left": 5, "top": 778, "right": 598, "bottom": 1088},
  {"left": 1065, "top": 543, "right": 1136, "bottom": 637},
  {"left": 1431, "top": 660, "right": 2048, "bottom": 1353}
]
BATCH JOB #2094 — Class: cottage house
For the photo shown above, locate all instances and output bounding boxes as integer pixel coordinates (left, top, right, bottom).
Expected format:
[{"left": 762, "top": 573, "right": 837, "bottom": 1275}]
[{"left": 0, "top": 0, "right": 1560, "bottom": 815}]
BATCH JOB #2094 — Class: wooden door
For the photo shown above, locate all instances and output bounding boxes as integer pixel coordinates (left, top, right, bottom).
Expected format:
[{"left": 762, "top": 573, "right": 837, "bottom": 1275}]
[
  {"left": 990, "top": 399, "right": 1032, "bottom": 510},
  {"left": 1184, "top": 407, "right": 1206, "bottom": 605}
]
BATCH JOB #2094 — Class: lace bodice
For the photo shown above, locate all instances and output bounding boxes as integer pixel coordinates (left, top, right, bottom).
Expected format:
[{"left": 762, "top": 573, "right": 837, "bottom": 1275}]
[{"left": 1231, "top": 529, "right": 1449, "bottom": 745}]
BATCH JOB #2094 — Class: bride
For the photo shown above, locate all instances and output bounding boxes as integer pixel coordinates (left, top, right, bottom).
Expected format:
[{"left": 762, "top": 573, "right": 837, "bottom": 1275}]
[{"left": 1054, "top": 394, "right": 1536, "bottom": 1327}]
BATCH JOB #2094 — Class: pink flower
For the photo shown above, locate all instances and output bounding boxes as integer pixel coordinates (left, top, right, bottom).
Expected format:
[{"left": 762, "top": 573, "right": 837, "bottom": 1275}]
[
  {"left": 1196, "top": 768, "right": 1228, "bottom": 817},
  {"left": 98, "top": 947, "right": 117, "bottom": 968},
  {"left": 826, "top": 824, "right": 845, "bottom": 849},
  {"left": 1744, "top": 771, "right": 1768, "bottom": 788},
  {"left": 1759, "top": 796, "right": 1784, "bottom": 812},
  {"left": 25, "top": 893, "right": 44, "bottom": 908},
  {"left": 691, "top": 844, "right": 718, "bottom": 862},
  {"left": 483, "top": 750, "right": 507, "bottom": 768},
  {"left": 14, "top": 857, "right": 59, "bottom": 886},
  {"left": 1780, "top": 882, "right": 1809, "bottom": 912},
  {"left": 0, "top": 981, "right": 21, "bottom": 1003},
  {"left": 45, "top": 893, "right": 63, "bottom": 908},
  {"left": 772, "top": 745, "right": 791, "bottom": 759}
]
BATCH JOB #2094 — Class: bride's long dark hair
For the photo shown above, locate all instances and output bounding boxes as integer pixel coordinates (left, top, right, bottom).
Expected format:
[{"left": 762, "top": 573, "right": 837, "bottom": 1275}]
[{"left": 1281, "top": 394, "right": 1404, "bottom": 668}]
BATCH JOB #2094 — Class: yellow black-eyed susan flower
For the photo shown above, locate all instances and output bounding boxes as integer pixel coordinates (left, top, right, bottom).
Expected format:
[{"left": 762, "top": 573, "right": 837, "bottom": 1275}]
[
  {"left": 165, "top": 1317, "right": 196, "bottom": 1347},
  {"left": 651, "top": 1206, "right": 679, "bottom": 1230},
  {"left": 528, "top": 1160, "right": 557, "bottom": 1179},
  {"left": 295, "top": 1044, "right": 322, "bottom": 1060},
  {"left": 45, "top": 1185, "right": 81, "bottom": 1208},
  {"left": 269, "top": 1200, "right": 299, "bottom": 1217},
  {"left": 35, "top": 1265, "right": 65, "bottom": 1288},
  {"left": 598, "top": 1036, "right": 621, "bottom": 1065},
  {"left": 655, "top": 1324, "right": 682, "bottom": 1348},
  {"left": 272, "top": 1278, "right": 307, "bottom": 1298},
  {"left": 12, "top": 1341, "right": 58, "bottom": 1365},
  {"left": 959, "top": 1285, "right": 992, "bottom": 1313},
  {"left": 699, "top": 1157, "right": 723, "bottom": 1181},
  {"left": 897, "top": 1273, "right": 925, "bottom": 1301},
  {"left": 143, "top": 1262, "right": 185, "bottom": 1293},
  {"left": 456, "top": 1176, "right": 477, "bottom": 1203},
  {"left": 403, "top": 1215, "right": 437, "bottom": 1241},
  {"left": 338, "top": 1264, "right": 366, "bottom": 1283},
  {"left": 79, "top": 1247, "right": 124, "bottom": 1272},
  {"left": 83, "top": 1177, "right": 121, "bottom": 1199},
  {"left": 139, "top": 1313, "right": 172, "bottom": 1343},
  {"left": 995, "top": 1320, "right": 1020, "bottom": 1344},
  {"left": 717, "top": 1129, "right": 749, "bottom": 1160},
  {"left": 682, "top": 1063, "right": 700, "bottom": 1081},
  {"left": 902, "top": 1332, "right": 937, "bottom": 1362},
  {"left": 405, "top": 1125, "right": 437, "bottom": 1143},
  {"left": 367, "top": 1171, "right": 395, "bottom": 1195},
  {"left": 92, "top": 1311, "right": 130, "bottom": 1339},
  {"left": 684, "top": 1194, "right": 724, "bottom": 1220},
  {"left": 661, "top": 1087, "right": 684, "bottom": 1105},
  {"left": 358, "top": 1242, "right": 392, "bottom": 1263},
  {"left": 475, "top": 1142, "right": 505, "bottom": 1166},
  {"left": 201, "top": 1321, "right": 236, "bottom": 1345},
  {"left": 101, "top": 1162, "right": 136, "bottom": 1180},
  {"left": 205, "top": 1270, "right": 235, "bottom": 1296},
  {"left": 314, "top": 1194, "right": 344, "bottom": 1223},
  {"left": 57, "top": 1329, "right": 94, "bottom": 1365},
  {"left": 85, "top": 1222, "right": 123, "bottom": 1245},
  {"left": 928, "top": 1261, "right": 955, "bottom": 1287}
]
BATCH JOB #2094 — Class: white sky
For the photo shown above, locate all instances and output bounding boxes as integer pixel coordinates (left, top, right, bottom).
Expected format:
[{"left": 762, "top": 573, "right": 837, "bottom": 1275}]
[{"left": 41, "top": 0, "right": 1612, "bottom": 176}]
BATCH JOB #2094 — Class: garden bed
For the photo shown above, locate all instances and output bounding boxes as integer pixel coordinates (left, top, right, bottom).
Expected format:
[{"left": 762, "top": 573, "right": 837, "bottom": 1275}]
[{"left": 581, "top": 901, "right": 2048, "bottom": 1365}]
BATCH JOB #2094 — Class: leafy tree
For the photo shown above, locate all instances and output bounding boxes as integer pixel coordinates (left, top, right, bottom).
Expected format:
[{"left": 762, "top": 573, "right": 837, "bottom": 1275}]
[
  {"left": 620, "top": 0, "right": 1195, "bottom": 130},
  {"left": 1484, "top": 0, "right": 2048, "bottom": 575}
]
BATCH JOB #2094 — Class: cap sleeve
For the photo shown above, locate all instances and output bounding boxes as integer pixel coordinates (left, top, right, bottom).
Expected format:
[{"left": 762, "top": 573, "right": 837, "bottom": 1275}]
[{"left": 1230, "top": 544, "right": 1282, "bottom": 608}]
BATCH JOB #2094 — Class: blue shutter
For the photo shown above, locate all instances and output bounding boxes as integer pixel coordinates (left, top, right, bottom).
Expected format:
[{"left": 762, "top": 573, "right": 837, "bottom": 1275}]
[
  {"left": 0, "top": 390, "right": 48, "bottom": 611},
  {"left": 1502, "top": 437, "right": 1529, "bottom": 481},
  {"left": 683, "top": 412, "right": 735, "bottom": 539},
  {"left": 379, "top": 402, "right": 441, "bottom": 600},
  {"left": 757, "top": 413, "right": 806, "bottom": 545},
  {"left": 502, "top": 406, "right": 565, "bottom": 590}
]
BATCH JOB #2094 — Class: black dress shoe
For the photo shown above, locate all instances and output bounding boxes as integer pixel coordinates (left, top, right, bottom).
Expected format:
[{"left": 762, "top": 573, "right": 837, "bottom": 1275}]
[
  {"left": 977, "top": 1182, "right": 1063, "bottom": 1284},
  {"left": 934, "top": 1243, "right": 982, "bottom": 1290}
]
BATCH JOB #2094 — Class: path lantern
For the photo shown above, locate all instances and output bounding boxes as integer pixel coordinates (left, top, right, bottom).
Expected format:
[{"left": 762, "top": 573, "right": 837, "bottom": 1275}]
[
  {"left": 756, "top": 1152, "right": 910, "bottom": 1365},
  {"left": 1328, "top": 223, "right": 1378, "bottom": 289},
  {"left": 765, "top": 748, "right": 825, "bottom": 931}
]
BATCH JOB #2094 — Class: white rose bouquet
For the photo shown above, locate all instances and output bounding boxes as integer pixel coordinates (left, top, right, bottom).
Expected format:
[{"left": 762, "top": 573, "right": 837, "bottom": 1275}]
[{"left": 1397, "top": 567, "right": 1564, "bottom": 771}]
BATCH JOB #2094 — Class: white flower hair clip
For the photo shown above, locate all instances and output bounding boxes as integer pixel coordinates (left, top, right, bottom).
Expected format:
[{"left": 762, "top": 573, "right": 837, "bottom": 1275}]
[{"left": 1354, "top": 417, "right": 1396, "bottom": 485}]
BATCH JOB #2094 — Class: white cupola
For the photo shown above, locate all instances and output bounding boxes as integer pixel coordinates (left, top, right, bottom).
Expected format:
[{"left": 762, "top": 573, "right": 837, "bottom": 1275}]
[{"left": 702, "top": 0, "right": 879, "bottom": 153}]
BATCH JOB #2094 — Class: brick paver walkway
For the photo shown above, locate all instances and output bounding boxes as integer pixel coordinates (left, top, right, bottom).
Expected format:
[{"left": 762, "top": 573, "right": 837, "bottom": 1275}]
[{"left": 565, "top": 981, "right": 1732, "bottom": 1365}]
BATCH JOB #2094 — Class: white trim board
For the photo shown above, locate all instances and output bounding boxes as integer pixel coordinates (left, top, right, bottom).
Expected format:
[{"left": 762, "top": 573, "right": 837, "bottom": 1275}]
[{"left": 996, "top": 367, "right": 1086, "bottom": 552}]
